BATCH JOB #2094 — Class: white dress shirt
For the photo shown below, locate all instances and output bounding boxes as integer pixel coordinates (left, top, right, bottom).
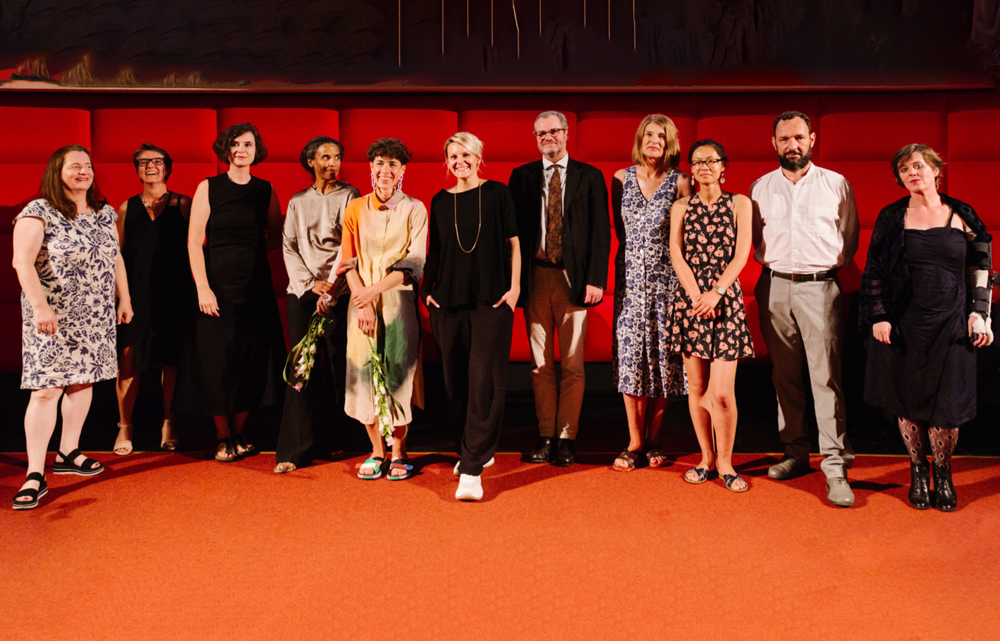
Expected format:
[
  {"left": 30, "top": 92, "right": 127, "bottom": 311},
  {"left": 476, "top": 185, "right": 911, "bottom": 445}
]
[
  {"left": 536, "top": 154, "right": 569, "bottom": 260},
  {"left": 750, "top": 164, "right": 859, "bottom": 274}
]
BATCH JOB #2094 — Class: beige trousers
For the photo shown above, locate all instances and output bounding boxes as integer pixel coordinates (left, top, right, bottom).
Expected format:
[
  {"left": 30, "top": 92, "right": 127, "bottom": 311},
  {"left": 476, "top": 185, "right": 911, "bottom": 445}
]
[
  {"left": 755, "top": 271, "right": 854, "bottom": 478},
  {"left": 526, "top": 267, "right": 589, "bottom": 439}
]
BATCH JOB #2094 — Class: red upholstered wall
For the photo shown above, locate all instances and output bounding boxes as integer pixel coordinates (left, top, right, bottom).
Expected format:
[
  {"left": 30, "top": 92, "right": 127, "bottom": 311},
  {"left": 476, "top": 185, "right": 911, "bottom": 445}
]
[{"left": 2, "top": 91, "right": 999, "bottom": 373}]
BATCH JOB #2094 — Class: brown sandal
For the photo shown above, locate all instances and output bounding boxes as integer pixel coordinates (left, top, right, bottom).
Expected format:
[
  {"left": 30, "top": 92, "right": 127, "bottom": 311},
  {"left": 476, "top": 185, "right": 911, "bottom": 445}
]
[{"left": 612, "top": 449, "right": 643, "bottom": 472}]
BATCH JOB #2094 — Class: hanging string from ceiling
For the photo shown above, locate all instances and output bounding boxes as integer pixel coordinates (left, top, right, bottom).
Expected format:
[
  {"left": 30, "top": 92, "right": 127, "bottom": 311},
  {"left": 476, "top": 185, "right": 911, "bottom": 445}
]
[
  {"left": 513, "top": 1, "right": 521, "bottom": 58},
  {"left": 633, "top": 0, "right": 636, "bottom": 50}
]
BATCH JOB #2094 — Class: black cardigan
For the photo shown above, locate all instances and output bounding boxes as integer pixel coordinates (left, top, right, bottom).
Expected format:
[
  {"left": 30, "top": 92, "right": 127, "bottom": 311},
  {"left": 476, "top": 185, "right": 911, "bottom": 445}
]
[{"left": 859, "top": 194, "right": 992, "bottom": 329}]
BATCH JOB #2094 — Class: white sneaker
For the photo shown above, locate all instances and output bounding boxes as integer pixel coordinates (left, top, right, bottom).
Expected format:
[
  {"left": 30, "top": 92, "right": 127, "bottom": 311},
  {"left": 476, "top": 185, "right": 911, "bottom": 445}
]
[
  {"left": 453, "top": 456, "right": 495, "bottom": 476},
  {"left": 455, "top": 474, "right": 483, "bottom": 501}
]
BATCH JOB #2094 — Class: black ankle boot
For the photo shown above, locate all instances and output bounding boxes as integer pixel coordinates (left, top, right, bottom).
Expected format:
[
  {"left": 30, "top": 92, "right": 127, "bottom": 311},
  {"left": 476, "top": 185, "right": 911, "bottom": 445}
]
[
  {"left": 932, "top": 462, "right": 957, "bottom": 512},
  {"left": 908, "top": 460, "right": 931, "bottom": 510}
]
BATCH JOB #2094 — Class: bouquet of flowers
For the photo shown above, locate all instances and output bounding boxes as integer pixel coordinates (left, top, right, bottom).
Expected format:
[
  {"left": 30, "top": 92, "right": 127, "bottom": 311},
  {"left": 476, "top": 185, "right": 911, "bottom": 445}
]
[
  {"left": 283, "top": 312, "right": 329, "bottom": 391},
  {"left": 366, "top": 336, "right": 406, "bottom": 445}
]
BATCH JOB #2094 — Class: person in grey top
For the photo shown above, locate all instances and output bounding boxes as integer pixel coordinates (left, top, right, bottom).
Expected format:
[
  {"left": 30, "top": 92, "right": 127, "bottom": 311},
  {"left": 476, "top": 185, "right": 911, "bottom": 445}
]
[{"left": 274, "top": 136, "right": 360, "bottom": 473}]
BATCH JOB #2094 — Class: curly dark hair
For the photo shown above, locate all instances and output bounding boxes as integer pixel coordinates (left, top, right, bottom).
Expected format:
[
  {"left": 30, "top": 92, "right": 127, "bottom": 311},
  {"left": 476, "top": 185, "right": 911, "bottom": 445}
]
[
  {"left": 300, "top": 136, "right": 344, "bottom": 174},
  {"left": 212, "top": 122, "right": 267, "bottom": 165},
  {"left": 366, "top": 138, "right": 411, "bottom": 165},
  {"left": 133, "top": 142, "right": 173, "bottom": 180},
  {"left": 687, "top": 139, "right": 727, "bottom": 167}
]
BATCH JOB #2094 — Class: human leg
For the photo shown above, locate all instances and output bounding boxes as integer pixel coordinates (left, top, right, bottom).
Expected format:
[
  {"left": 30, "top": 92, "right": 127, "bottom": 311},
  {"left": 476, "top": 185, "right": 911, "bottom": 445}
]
[
  {"left": 56, "top": 384, "right": 99, "bottom": 469},
  {"left": 707, "top": 359, "right": 745, "bottom": 490},
  {"left": 682, "top": 356, "right": 716, "bottom": 482},
  {"left": 160, "top": 366, "right": 179, "bottom": 450},
  {"left": 15, "top": 387, "right": 63, "bottom": 504},
  {"left": 795, "top": 280, "right": 853, "bottom": 479},
  {"left": 431, "top": 305, "right": 472, "bottom": 454},
  {"left": 527, "top": 268, "right": 558, "bottom": 438},
  {"left": 552, "top": 270, "right": 588, "bottom": 441},
  {"left": 214, "top": 415, "right": 237, "bottom": 462},
  {"left": 114, "top": 347, "right": 138, "bottom": 455},
  {"left": 276, "top": 294, "right": 321, "bottom": 468},
  {"left": 643, "top": 397, "right": 670, "bottom": 467},
  {"left": 231, "top": 411, "right": 255, "bottom": 457},
  {"left": 928, "top": 425, "right": 959, "bottom": 511},
  {"left": 898, "top": 417, "right": 931, "bottom": 509},
  {"left": 457, "top": 304, "right": 513, "bottom": 476},
  {"left": 756, "top": 274, "right": 811, "bottom": 468}
]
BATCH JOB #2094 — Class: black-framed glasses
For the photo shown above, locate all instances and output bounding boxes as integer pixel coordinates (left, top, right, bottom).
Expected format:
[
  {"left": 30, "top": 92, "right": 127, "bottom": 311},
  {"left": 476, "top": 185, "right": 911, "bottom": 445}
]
[
  {"left": 690, "top": 159, "right": 722, "bottom": 169},
  {"left": 137, "top": 158, "right": 165, "bottom": 167},
  {"left": 533, "top": 128, "right": 566, "bottom": 139}
]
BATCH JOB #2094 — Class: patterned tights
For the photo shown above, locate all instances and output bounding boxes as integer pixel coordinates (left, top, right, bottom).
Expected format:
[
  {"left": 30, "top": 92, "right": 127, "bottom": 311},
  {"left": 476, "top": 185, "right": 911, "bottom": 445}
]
[{"left": 897, "top": 417, "right": 959, "bottom": 466}]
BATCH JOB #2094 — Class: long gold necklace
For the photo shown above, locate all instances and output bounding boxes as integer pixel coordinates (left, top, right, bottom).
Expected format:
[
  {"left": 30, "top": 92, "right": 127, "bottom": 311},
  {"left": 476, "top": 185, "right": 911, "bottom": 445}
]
[{"left": 454, "top": 180, "right": 482, "bottom": 254}]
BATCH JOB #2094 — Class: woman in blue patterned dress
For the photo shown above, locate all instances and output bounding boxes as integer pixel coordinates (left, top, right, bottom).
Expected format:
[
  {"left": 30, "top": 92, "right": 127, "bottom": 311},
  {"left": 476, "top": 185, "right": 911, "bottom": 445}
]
[
  {"left": 611, "top": 114, "right": 690, "bottom": 471},
  {"left": 11, "top": 145, "right": 133, "bottom": 510},
  {"left": 669, "top": 140, "right": 754, "bottom": 493}
]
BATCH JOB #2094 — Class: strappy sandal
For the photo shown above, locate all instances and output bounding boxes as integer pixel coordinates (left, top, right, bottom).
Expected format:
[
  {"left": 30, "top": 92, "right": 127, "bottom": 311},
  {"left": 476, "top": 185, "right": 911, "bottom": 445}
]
[
  {"left": 612, "top": 449, "right": 643, "bottom": 472},
  {"left": 232, "top": 434, "right": 257, "bottom": 458},
  {"left": 388, "top": 458, "right": 415, "bottom": 481},
  {"left": 12, "top": 472, "right": 48, "bottom": 510},
  {"left": 53, "top": 448, "right": 104, "bottom": 476},
  {"left": 684, "top": 467, "right": 716, "bottom": 484},
  {"left": 274, "top": 462, "right": 297, "bottom": 474},
  {"left": 645, "top": 445, "right": 669, "bottom": 468},
  {"left": 113, "top": 422, "right": 133, "bottom": 456},
  {"left": 215, "top": 438, "right": 239, "bottom": 463},
  {"left": 722, "top": 473, "right": 750, "bottom": 493},
  {"left": 160, "top": 420, "right": 179, "bottom": 451},
  {"left": 357, "top": 456, "right": 386, "bottom": 480}
]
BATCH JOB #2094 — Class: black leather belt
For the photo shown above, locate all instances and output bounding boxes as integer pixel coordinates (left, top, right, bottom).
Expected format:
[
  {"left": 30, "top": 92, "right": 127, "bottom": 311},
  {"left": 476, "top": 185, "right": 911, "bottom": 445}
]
[
  {"left": 532, "top": 259, "right": 564, "bottom": 269},
  {"left": 770, "top": 268, "right": 837, "bottom": 282}
]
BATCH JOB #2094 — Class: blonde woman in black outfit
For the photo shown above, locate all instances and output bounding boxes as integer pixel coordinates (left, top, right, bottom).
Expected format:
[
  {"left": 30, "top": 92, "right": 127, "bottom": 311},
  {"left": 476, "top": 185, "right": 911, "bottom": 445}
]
[{"left": 423, "top": 132, "right": 521, "bottom": 502}]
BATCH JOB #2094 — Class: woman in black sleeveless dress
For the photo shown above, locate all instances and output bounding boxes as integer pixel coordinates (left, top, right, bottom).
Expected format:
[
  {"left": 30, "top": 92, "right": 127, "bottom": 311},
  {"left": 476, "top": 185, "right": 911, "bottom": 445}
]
[
  {"left": 114, "top": 143, "right": 191, "bottom": 455},
  {"left": 861, "top": 144, "right": 993, "bottom": 512},
  {"left": 174, "top": 123, "right": 286, "bottom": 462}
]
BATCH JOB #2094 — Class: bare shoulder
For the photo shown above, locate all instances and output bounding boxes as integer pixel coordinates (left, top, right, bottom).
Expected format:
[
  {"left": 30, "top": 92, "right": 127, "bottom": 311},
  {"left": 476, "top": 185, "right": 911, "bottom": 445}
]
[
  {"left": 732, "top": 193, "right": 752, "bottom": 208},
  {"left": 613, "top": 168, "right": 628, "bottom": 183}
]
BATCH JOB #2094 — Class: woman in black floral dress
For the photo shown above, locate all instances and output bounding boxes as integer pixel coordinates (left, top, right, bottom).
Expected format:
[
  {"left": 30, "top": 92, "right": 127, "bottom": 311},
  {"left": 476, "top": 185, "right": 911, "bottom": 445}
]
[{"left": 669, "top": 139, "right": 754, "bottom": 493}]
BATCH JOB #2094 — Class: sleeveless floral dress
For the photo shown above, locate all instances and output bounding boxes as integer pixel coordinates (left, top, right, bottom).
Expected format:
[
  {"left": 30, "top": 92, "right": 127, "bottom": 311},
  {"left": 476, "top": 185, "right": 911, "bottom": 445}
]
[
  {"left": 671, "top": 192, "right": 754, "bottom": 361},
  {"left": 612, "top": 166, "right": 687, "bottom": 397}
]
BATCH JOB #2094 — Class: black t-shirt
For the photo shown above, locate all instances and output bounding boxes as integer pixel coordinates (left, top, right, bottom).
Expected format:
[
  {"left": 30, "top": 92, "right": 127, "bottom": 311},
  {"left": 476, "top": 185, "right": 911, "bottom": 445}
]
[{"left": 428, "top": 180, "right": 519, "bottom": 308}]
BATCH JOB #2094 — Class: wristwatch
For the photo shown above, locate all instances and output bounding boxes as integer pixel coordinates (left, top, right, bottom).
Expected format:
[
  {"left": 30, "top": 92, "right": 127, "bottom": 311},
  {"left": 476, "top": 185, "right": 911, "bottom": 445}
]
[{"left": 716, "top": 285, "right": 726, "bottom": 295}]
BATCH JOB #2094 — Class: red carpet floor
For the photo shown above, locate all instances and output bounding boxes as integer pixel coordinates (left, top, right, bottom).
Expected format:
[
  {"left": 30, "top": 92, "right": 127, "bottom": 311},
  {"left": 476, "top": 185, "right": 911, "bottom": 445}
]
[{"left": 2, "top": 451, "right": 999, "bottom": 641}]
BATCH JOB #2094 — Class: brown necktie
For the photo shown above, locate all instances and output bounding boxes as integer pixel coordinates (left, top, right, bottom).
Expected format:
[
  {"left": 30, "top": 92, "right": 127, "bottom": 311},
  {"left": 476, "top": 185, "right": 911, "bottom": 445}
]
[{"left": 545, "top": 167, "right": 563, "bottom": 263}]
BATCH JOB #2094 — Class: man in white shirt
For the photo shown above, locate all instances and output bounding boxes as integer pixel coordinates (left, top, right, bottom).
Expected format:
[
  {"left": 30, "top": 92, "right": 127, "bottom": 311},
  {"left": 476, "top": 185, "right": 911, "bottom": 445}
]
[{"left": 751, "top": 111, "right": 859, "bottom": 507}]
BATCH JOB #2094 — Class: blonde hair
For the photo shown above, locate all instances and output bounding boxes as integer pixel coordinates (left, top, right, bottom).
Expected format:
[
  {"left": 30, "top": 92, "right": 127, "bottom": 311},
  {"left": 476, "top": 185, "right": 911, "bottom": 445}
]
[
  {"left": 631, "top": 114, "right": 680, "bottom": 173},
  {"left": 444, "top": 131, "right": 484, "bottom": 159},
  {"left": 892, "top": 143, "right": 944, "bottom": 189}
]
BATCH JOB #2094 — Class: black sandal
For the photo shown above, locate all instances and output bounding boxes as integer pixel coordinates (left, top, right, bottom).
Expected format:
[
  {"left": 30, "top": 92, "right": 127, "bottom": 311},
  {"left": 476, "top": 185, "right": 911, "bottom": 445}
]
[
  {"left": 612, "top": 449, "right": 644, "bottom": 472},
  {"left": 233, "top": 435, "right": 257, "bottom": 458},
  {"left": 215, "top": 438, "right": 239, "bottom": 463},
  {"left": 12, "top": 472, "right": 48, "bottom": 510},
  {"left": 722, "top": 473, "right": 750, "bottom": 493},
  {"left": 53, "top": 448, "right": 104, "bottom": 476},
  {"left": 388, "top": 458, "right": 415, "bottom": 481}
]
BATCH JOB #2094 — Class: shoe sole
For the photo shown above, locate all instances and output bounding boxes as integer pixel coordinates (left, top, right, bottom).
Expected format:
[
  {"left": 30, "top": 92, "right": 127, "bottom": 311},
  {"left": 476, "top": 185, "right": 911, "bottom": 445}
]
[
  {"left": 12, "top": 486, "right": 48, "bottom": 510},
  {"left": 52, "top": 466, "right": 104, "bottom": 476}
]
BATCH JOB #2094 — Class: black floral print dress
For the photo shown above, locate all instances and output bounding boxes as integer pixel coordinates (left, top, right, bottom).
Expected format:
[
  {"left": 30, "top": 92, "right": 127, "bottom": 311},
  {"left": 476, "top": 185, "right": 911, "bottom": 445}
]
[{"left": 671, "top": 192, "right": 754, "bottom": 361}]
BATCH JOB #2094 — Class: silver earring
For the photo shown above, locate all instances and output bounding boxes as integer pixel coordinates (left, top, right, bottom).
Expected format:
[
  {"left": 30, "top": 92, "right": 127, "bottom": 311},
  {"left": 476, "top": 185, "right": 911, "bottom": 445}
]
[
  {"left": 397, "top": 174, "right": 404, "bottom": 193},
  {"left": 371, "top": 174, "right": 377, "bottom": 190}
]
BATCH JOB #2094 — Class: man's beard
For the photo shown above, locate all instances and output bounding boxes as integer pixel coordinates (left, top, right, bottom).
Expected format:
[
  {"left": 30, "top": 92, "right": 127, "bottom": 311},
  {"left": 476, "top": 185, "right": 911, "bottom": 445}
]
[{"left": 778, "top": 146, "right": 812, "bottom": 171}]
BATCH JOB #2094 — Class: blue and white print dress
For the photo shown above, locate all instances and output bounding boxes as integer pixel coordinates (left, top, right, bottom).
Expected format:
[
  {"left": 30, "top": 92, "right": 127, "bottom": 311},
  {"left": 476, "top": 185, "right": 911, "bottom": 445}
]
[
  {"left": 16, "top": 199, "right": 120, "bottom": 390},
  {"left": 612, "top": 166, "right": 688, "bottom": 397}
]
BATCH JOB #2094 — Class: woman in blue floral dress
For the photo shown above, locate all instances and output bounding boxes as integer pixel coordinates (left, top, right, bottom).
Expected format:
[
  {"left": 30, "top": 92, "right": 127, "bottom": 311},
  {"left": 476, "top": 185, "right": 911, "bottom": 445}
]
[
  {"left": 611, "top": 114, "right": 690, "bottom": 472},
  {"left": 11, "top": 145, "right": 133, "bottom": 510},
  {"left": 669, "top": 139, "right": 754, "bottom": 493}
]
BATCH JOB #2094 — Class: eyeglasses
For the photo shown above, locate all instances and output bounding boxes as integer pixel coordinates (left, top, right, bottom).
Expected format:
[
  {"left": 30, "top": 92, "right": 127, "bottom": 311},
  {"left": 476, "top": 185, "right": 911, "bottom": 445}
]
[
  {"left": 137, "top": 158, "right": 165, "bottom": 168},
  {"left": 533, "top": 128, "right": 566, "bottom": 139},
  {"left": 690, "top": 159, "right": 723, "bottom": 169}
]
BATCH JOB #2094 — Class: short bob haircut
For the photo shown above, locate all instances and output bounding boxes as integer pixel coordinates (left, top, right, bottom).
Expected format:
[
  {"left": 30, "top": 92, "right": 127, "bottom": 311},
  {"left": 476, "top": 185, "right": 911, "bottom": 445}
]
[
  {"left": 300, "top": 136, "right": 344, "bottom": 175},
  {"left": 133, "top": 142, "right": 173, "bottom": 180},
  {"left": 212, "top": 122, "right": 267, "bottom": 165},
  {"left": 40, "top": 144, "right": 106, "bottom": 221},
  {"left": 444, "top": 132, "right": 484, "bottom": 160},
  {"left": 688, "top": 139, "right": 728, "bottom": 167},
  {"left": 772, "top": 110, "right": 813, "bottom": 134},
  {"left": 632, "top": 114, "right": 681, "bottom": 172},
  {"left": 891, "top": 143, "right": 944, "bottom": 189},
  {"left": 366, "top": 138, "right": 411, "bottom": 165}
]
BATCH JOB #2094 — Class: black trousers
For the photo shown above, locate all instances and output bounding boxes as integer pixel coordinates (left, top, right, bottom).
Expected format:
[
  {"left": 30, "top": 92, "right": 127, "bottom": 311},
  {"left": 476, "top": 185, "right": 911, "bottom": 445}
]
[
  {"left": 430, "top": 302, "right": 514, "bottom": 476},
  {"left": 276, "top": 292, "right": 348, "bottom": 467}
]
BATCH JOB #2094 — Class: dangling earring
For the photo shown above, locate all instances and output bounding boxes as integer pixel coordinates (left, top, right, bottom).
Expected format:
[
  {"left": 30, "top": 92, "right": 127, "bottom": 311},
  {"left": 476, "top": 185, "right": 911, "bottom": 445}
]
[
  {"left": 370, "top": 173, "right": 377, "bottom": 190},
  {"left": 720, "top": 173, "right": 726, "bottom": 184},
  {"left": 396, "top": 174, "right": 404, "bottom": 194}
]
